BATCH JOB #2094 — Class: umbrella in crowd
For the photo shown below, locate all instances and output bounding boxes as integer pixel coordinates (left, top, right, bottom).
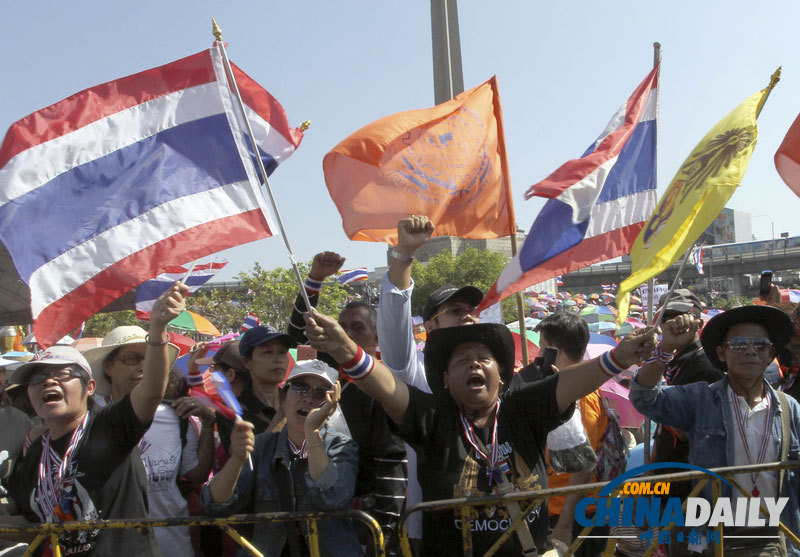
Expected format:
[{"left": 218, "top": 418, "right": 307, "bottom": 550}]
[
  {"left": 579, "top": 305, "right": 617, "bottom": 323},
  {"left": 168, "top": 310, "right": 222, "bottom": 336},
  {"left": 600, "top": 378, "right": 645, "bottom": 429}
]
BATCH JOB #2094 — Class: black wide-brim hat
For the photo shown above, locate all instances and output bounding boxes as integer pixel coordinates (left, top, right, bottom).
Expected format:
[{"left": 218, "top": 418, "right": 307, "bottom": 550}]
[
  {"left": 700, "top": 305, "right": 793, "bottom": 370},
  {"left": 424, "top": 323, "right": 515, "bottom": 398}
]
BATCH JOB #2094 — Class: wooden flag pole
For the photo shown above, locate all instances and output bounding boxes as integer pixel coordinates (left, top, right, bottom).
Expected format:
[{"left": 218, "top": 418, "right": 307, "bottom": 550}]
[
  {"left": 490, "top": 78, "right": 529, "bottom": 365},
  {"left": 211, "top": 19, "right": 314, "bottom": 314}
]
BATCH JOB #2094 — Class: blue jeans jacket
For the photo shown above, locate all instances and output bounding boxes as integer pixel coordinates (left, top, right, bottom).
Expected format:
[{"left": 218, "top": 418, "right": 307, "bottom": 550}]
[
  {"left": 630, "top": 375, "right": 800, "bottom": 554},
  {"left": 201, "top": 425, "right": 362, "bottom": 556}
]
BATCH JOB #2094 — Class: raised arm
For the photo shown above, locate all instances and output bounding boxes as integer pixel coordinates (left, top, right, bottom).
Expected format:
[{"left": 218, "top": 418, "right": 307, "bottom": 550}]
[
  {"left": 387, "top": 215, "right": 433, "bottom": 291},
  {"left": 287, "top": 251, "right": 345, "bottom": 344},
  {"left": 555, "top": 327, "right": 656, "bottom": 414},
  {"left": 634, "top": 313, "right": 702, "bottom": 388},
  {"left": 131, "top": 282, "right": 188, "bottom": 424},
  {"left": 305, "top": 309, "right": 410, "bottom": 424}
]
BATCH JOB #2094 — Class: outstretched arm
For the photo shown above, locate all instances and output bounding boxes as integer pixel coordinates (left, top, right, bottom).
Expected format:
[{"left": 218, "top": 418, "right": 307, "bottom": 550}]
[
  {"left": 305, "top": 309, "right": 410, "bottom": 424},
  {"left": 555, "top": 327, "right": 656, "bottom": 414},
  {"left": 131, "top": 282, "right": 188, "bottom": 424}
]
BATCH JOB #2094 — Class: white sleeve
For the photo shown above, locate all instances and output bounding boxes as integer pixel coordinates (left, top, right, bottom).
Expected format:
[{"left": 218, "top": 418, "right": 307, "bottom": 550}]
[
  {"left": 377, "top": 273, "right": 430, "bottom": 393},
  {"left": 179, "top": 416, "right": 201, "bottom": 475}
]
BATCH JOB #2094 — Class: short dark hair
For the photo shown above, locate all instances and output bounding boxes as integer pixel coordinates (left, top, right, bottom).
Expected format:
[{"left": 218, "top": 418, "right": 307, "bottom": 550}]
[
  {"left": 339, "top": 301, "right": 377, "bottom": 329},
  {"left": 534, "top": 312, "right": 590, "bottom": 362}
]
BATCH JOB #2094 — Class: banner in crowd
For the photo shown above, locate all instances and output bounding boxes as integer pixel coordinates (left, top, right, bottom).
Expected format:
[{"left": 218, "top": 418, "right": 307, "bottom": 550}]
[
  {"left": 617, "top": 76, "right": 777, "bottom": 323},
  {"left": 479, "top": 65, "right": 659, "bottom": 311},
  {"left": 323, "top": 76, "right": 514, "bottom": 244},
  {"left": 0, "top": 48, "right": 303, "bottom": 346},
  {"left": 135, "top": 262, "right": 227, "bottom": 320}
]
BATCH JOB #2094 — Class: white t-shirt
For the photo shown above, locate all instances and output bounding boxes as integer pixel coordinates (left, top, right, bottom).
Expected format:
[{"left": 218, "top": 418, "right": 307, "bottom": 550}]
[{"left": 139, "top": 404, "right": 200, "bottom": 556}]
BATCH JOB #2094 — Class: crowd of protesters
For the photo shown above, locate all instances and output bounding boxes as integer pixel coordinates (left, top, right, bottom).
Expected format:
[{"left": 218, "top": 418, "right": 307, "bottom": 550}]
[{"left": 2, "top": 216, "right": 800, "bottom": 556}]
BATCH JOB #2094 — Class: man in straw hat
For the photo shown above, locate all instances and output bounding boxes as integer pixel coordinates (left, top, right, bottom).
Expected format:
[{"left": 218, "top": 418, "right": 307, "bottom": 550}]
[
  {"left": 6, "top": 282, "right": 187, "bottom": 556},
  {"left": 632, "top": 305, "right": 800, "bottom": 555},
  {"left": 304, "top": 309, "right": 655, "bottom": 556}
]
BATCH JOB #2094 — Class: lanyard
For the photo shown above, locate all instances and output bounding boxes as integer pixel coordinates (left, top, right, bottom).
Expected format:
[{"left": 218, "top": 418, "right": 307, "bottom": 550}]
[
  {"left": 288, "top": 438, "right": 307, "bottom": 459},
  {"left": 36, "top": 412, "right": 89, "bottom": 521},
  {"left": 730, "top": 389, "right": 773, "bottom": 496},
  {"left": 459, "top": 399, "right": 501, "bottom": 486}
]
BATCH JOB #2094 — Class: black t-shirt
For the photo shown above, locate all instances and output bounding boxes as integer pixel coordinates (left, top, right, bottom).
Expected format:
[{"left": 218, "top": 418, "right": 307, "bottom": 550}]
[
  {"left": 395, "top": 373, "right": 571, "bottom": 556},
  {"left": 12, "top": 396, "right": 161, "bottom": 556},
  {"left": 217, "top": 389, "right": 277, "bottom": 450}
]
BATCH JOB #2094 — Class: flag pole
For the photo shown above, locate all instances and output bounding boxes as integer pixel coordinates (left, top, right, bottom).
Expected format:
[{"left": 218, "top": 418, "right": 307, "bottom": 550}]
[
  {"left": 490, "top": 77, "right": 529, "bottom": 365},
  {"left": 211, "top": 19, "right": 314, "bottom": 314},
  {"left": 643, "top": 41, "right": 661, "bottom": 467}
]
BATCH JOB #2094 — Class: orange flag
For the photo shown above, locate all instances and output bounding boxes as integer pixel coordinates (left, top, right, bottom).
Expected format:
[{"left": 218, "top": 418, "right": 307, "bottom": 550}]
[
  {"left": 775, "top": 113, "right": 800, "bottom": 197},
  {"left": 323, "top": 76, "right": 515, "bottom": 243}
]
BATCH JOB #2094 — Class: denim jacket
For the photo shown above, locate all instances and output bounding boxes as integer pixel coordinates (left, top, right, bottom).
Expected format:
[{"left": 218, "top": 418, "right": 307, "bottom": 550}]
[
  {"left": 630, "top": 375, "right": 800, "bottom": 554},
  {"left": 202, "top": 425, "right": 362, "bottom": 556}
]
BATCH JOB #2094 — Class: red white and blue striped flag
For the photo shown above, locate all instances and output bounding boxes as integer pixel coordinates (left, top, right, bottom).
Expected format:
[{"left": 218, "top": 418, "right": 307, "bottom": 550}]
[
  {"left": 479, "top": 66, "right": 658, "bottom": 310},
  {"left": 0, "top": 48, "right": 303, "bottom": 347},
  {"left": 240, "top": 312, "right": 260, "bottom": 331},
  {"left": 337, "top": 268, "right": 369, "bottom": 285},
  {"left": 135, "top": 262, "right": 227, "bottom": 320}
]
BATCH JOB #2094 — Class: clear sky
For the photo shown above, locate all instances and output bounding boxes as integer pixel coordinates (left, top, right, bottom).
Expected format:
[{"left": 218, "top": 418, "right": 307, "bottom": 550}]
[{"left": 4, "top": 1, "right": 799, "bottom": 282}]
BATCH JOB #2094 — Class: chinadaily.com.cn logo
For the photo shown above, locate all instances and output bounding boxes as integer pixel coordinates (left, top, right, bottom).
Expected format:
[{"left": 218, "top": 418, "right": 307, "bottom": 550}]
[{"left": 573, "top": 463, "right": 788, "bottom": 547}]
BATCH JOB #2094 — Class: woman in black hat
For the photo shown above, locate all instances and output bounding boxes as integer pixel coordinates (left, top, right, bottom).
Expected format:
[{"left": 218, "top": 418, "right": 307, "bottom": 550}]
[{"left": 305, "top": 309, "right": 654, "bottom": 556}]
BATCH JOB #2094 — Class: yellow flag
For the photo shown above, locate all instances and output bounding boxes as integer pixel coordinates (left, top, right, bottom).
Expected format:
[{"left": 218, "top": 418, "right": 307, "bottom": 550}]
[{"left": 617, "top": 75, "right": 778, "bottom": 324}]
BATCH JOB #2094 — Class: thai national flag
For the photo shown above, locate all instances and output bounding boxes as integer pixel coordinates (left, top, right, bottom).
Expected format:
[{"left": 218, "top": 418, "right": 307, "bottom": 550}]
[
  {"left": 480, "top": 66, "right": 658, "bottom": 311},
  {"left": 689, "top": 245, "right": 705, "bottom": 275},
  {"left": 240, "top": 312, "right": 260, "bottom": 331},
  {"left": 337, "top": 268, "right": 369, "bottom": 285},
  {"left": 0, "top": 48, "right": 303, "bottom": 347},
  {"left": 601, "top": 284, "right": 612, "bottom": 291},
  {"left": 135, "top": 262, "right": 227, "bottom": 320}
]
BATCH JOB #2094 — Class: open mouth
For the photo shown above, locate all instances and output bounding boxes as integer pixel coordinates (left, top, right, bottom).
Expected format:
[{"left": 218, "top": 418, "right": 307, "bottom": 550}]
[
  {"left": 466, "top": 374, "right": 486, "bottom": 389},
  {"left": 42, "top": 391, "right": 63, "bottom": 403}
]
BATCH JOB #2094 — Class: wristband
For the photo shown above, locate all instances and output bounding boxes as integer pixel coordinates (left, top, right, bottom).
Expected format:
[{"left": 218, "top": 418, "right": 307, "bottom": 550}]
[
  {"left": 652, "top": 344, "right": 674, "bottom": 364},
  {"left": 145, "top": 333, "right": 169, "bottom": 347},
  {"left": 599, "top": 349, "right": 627, "bottom": 377},
  {"left": 390, "top": 249, "right": 414, "bottom": 263},
  {"left": 340, "top": 346, "right": 375, "bottom": 381},
  {"left": 304, "top": 276, "right": 323, "bottom": 295}
]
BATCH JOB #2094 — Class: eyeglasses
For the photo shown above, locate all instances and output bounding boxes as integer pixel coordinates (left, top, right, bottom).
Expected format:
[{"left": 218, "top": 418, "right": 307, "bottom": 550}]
[
  {"left": 724, "top": 337, "right": 773, "bottom": 353},
  {"left": 430, "top": 304, "right": 477, "bottom": 321},
  {"left": 27, "top": 367, "right": 83, "bottom": 385},
  {"left": 115, "top": 352, "right": 145, "bottom": 366},
  {"left": 287, "top": 381, "right": 332, "bottom": 402}
]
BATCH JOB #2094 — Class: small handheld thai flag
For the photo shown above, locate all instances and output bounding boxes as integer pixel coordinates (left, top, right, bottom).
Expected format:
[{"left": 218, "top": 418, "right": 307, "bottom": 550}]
[
  {"left": 337, "top": 268, "right": 369, "bottom": 285},
  {"left": 241, "top": 312, "right": 260, "bottom": 332},
  {"left": 689, "top": 245, "right": 705, "bottom": 275},
  {"left": 136, "top": 262, "right": 227, "bottom": 320}
]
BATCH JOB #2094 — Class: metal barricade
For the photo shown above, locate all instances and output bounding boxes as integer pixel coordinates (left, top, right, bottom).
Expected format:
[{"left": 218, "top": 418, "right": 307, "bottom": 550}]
[
  {"left": 0, "top": 508, "right": 385, "bottom": 557},
  {"left": 398, "top": 460, "right": 800, "bottom": 557}
]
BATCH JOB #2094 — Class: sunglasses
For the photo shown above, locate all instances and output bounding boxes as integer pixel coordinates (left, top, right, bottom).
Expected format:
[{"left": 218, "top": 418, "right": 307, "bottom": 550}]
[
  {"left": 27, "top": 367, "right": 83, "bottom": 385},
  {"left": 115, "top": 352, "right": 145, "bottom": 366},
  {"left": 287, "top": 381, "right": 332, "bottom": 402},
  {"left": 430, "top": 304, "right": 477, "bottom": 321},
  {"left": 724, "top": 337, "right": 773, "bottom": 353}
]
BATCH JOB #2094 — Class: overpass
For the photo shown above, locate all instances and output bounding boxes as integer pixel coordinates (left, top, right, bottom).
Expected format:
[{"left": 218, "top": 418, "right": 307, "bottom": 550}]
[{"left": 563, "top": 239, "right": 800, "bottom": 294}]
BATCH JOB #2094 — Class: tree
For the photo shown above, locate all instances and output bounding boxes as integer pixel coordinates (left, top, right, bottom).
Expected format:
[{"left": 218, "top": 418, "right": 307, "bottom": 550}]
[
  {"left": 409, "top": 246, "right": 518, "bottom": 322},
  {"left": 84, "top": 310, "right": 141, "bottom": 338}
]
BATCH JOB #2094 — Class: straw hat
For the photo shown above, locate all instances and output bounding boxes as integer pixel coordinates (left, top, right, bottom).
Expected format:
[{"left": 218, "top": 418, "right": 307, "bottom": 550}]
[{"left": 84, "top": 326, "right": 179, "bottom": 398}]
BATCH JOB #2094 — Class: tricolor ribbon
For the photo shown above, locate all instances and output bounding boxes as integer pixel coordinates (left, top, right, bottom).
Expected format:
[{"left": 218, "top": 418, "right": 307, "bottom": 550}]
[{"left": 459, "top": 399, "right": 503, "bottom": 486}]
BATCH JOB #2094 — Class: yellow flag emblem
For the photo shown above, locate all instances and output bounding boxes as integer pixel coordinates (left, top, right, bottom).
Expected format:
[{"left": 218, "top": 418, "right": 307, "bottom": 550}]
[{"left": 617, "top": 70, "right": 780, "bottom": 324}]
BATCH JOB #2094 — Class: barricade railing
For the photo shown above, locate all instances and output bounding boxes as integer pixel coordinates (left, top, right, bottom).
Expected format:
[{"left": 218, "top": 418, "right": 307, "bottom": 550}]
[
  {"left": 398, "top": 460, "right": 800, "bottom": 557},
  {"left": 0, "top": 508, "right": 385, "bottom": 557}
]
